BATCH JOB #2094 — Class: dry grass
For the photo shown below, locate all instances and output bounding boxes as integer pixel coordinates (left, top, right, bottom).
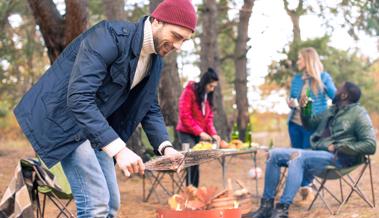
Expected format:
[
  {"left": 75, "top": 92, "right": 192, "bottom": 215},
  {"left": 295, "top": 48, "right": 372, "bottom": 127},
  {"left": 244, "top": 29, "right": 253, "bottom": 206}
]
[{"left": 0, "top": 132, "right": 378, "bottom": 218}]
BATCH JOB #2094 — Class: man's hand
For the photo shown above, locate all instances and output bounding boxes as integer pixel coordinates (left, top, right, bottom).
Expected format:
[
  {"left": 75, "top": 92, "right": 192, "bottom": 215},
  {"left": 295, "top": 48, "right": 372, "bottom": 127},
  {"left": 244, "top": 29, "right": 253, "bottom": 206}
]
[
  {"left": 200, "top": 132, "right": 212, "bottom": 141},
  {"left": 115, "top": 147, "right": 145, "bottom": 177},
  {"left": 327, "top": 144, "right": 335, "bottom": 153},
  {"left": 164, "top": 147, "right": 184, "bottom": 160},
  {"left": 163, "top": 147, "right": 185, "bottom": 172}
]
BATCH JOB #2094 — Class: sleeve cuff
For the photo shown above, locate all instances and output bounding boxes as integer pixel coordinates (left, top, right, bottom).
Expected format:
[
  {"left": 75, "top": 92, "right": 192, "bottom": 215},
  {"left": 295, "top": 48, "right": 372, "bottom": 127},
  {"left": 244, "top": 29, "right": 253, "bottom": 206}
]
[
  {"left": 102, "top": 138, "right": 125, "bottom": 157},
  {"left": 158, "top": 140, "right": 173, "bottom": 155},
  {"left": 193, "top": 128, "right": 203, "bottom": 136}
]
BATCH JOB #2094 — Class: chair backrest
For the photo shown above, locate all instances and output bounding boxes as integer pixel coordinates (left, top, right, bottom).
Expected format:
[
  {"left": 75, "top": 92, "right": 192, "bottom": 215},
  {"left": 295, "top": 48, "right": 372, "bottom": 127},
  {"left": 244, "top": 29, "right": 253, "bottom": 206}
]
[
  {"left": 35, "top": 157, "right": 72, "bottom": 199},
  {"left": 48, "top": 163, "right": 71, "bottom": 195}
]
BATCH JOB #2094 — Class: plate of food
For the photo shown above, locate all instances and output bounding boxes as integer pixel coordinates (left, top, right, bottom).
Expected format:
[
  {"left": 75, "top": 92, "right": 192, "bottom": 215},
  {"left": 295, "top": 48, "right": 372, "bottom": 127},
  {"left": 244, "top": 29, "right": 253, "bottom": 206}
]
[{"left": 192, "top": 141, "right": 214, "bottom": 151}]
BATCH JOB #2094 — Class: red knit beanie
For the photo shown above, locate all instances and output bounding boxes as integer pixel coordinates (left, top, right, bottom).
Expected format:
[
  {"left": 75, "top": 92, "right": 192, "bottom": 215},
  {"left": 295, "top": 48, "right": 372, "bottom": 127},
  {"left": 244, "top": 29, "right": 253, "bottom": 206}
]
[{"left": 151, "top": 0, "right": 197, "bottom": 32}]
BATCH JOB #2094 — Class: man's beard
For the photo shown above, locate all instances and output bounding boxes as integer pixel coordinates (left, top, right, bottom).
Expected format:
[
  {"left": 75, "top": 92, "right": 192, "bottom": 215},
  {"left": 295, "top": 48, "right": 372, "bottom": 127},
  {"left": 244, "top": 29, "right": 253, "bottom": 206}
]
[
  {"left": 153, "top": 36, "right": 160, "bottom": 53},
  {"left": 332, "top": 94, "right": 341, "bottom": 105},
  {"left": 153, "top": 36, "right": 173, "bottom": 56}
]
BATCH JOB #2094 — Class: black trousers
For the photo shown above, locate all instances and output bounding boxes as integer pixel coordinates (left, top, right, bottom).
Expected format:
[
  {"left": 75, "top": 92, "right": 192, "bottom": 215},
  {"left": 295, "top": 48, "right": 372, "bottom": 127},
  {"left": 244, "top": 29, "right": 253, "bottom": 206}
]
[{"left": 178, "top": 131, "right": 200, "bottom": 187}]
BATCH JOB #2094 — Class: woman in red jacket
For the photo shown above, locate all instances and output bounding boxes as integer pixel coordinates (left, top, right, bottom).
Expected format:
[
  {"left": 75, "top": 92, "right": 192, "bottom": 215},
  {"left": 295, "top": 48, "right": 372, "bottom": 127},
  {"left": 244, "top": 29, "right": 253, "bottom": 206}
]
[{"left": 176, "top": 68, "right": 221, "bottom": 187}]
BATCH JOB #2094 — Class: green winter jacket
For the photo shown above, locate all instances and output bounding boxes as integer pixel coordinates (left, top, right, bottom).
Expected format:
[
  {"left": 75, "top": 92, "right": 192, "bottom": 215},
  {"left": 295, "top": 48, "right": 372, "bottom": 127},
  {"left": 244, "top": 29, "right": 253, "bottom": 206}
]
[{"left": 301, "top": 103, "right": 376, "bottom": 164}]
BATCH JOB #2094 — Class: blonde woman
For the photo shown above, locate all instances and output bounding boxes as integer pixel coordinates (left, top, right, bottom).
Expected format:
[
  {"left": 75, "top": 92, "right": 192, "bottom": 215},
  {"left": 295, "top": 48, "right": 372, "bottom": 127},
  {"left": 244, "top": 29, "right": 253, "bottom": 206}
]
[
  {"left": 287, "top": 47, "right": 336, "bottom": 197},
  {"left": 288, "top": 47, "right": 336, "bottom": 149}
]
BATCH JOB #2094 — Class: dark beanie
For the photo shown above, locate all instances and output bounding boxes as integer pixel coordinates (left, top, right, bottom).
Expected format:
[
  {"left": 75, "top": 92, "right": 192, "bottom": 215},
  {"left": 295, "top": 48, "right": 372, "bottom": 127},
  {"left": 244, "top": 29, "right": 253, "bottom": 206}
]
[{"left": 151, "top": 0, "right": 197, "bottom": 32}]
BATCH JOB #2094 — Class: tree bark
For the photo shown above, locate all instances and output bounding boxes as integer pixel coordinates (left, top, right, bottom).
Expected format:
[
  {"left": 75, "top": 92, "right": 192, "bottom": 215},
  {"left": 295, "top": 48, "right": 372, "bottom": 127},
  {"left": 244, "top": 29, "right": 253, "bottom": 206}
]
[
  {"left": 27, "top": 0, "right": 88, "bottom": 63},
  {"left": 102, "top": 0, "right": 126, "bottom": 20},
  {"left": 234, "top": 0, "right": 254, "bottom": 140},
  {"left": 283, "top": 0, "right": 304, "bottom": 43},
  {"left": 200, "top": 0, "right": 229, "bottom": 139},
  {"left": 27, "top": 0, "right": 64, "bottom": 63},
  {"left": 289, "top": 14, "right": 301, "bottom": 43},
  {"left": 64, "top": 0, "right": 88, "bottom": 45}
]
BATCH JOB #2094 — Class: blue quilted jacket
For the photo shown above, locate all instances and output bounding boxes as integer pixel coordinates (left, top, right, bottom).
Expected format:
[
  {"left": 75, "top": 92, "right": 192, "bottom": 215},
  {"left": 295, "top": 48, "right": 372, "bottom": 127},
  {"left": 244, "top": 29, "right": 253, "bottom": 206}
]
[{"left": 288, "top": 72, "right": 336, "bottom": 121}]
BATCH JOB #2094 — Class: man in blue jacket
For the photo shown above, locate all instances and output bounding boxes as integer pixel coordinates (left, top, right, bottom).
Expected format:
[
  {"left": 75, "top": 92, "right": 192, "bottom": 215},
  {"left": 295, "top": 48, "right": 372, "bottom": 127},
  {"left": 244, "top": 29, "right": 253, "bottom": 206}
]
[{"left": 14, "top": 0, "right": 197, "bottom": 217}]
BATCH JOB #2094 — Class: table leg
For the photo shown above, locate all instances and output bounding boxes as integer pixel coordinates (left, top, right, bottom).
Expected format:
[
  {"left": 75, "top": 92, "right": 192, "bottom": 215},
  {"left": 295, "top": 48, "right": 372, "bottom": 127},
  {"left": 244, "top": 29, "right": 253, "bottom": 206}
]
[
  {"left": 174, "top": 171, "right": 187, "bottom": 193},
  {"left": 186, "top": 167, "right": 191, "bottom": 186},
  {"left": 142, "top": 174, "right": 146, "bottom": 202},
  {"left": 222, "top": 156, "right": 227, "bottom": 188},
  {"left": 253, "top": 151, "right": 259, "bottom": 196}
]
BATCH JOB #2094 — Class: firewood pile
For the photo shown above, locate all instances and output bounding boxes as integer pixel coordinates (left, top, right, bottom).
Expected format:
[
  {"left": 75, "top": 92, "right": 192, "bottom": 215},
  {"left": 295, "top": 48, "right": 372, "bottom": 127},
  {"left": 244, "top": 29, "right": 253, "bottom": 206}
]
[
  {"left": 145, "top": 150, "right": 224, "bottom": 171},
  {"left": 167, "top": 179, "right": 253, "bottom": 215}
]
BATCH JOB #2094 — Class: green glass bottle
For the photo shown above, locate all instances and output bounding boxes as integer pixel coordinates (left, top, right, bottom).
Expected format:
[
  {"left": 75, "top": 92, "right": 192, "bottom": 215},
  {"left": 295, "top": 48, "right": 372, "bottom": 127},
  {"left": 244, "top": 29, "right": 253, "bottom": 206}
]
[
  {"left": 245, "top": 122, "right": 252, "bottom": 147},
  {"left": 231, "top": 122, "right": 239, "bottom": 140},
  {"left": 302, "top": 88, "right": 313, "bottom": 116},
  {"left": 269, "top": 138, "right": 274, "bottom": 150}
]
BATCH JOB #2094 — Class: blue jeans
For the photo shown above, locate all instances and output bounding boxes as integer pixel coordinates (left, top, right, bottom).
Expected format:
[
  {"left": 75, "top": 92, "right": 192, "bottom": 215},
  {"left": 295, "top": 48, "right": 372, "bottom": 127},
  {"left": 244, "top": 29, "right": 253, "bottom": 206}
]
[
  {"left": 288, "top": 121, "right": 312, "bottom": 149},
  {"left": 61, "top": 140, "right": 120, "bottom": 218},
  {"left": 262, "top": 148, "right": 335, "bottom": 205},
  {"left": 288, "top": 121, "right": 314, "bottom": 186}
]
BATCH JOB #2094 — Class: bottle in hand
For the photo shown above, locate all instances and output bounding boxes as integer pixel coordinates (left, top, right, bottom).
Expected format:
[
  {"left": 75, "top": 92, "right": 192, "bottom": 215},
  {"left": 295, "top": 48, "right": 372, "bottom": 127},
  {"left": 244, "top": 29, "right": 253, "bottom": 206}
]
[{"left": 302, "top": 88, "right": 313, "bottom": 116}]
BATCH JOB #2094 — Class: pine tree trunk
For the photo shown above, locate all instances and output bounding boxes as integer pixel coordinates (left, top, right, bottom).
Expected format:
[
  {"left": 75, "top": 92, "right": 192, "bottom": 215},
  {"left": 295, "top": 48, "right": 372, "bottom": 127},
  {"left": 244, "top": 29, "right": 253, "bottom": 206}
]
[
  {"left": 283, "top": 0, "right": 304, "bottom": 44},
  {"left": 234, "top": 0, "right": 254, "bottom": 140},
  {"left": 289, "top": 13, "right": 301, "bottom": 43},
  {"left": 200, "top": 0, "right": 229, "bottom": 139},
  {"left": 64, "top": 0, "right": 88, "bottom": 45},
  {"left": 102, "top": 0, "right": 126, "bottom": 20},
  {"left": 27, "top": 0, "right": 88, "bottom": 63}
]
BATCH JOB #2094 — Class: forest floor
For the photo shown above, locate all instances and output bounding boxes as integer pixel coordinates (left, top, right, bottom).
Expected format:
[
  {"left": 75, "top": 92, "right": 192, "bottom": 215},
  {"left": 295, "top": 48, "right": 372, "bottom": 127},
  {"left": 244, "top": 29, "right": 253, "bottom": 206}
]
[{"left": 0, "top": 131, "right": 378, "bottom": 218}]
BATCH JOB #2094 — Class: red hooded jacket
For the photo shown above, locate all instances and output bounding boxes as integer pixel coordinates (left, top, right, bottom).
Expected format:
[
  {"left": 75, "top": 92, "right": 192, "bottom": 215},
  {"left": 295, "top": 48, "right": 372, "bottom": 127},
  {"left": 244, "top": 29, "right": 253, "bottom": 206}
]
[{"left": 176, "top": 81, "right": 217, "bottom": 136}]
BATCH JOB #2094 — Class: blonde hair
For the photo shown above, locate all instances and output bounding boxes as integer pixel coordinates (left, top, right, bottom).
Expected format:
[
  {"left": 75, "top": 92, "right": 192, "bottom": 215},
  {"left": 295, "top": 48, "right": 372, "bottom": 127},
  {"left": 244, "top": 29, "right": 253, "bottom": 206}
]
[{"left": 299, "top": 47, "right": 324, "bottom": 95}]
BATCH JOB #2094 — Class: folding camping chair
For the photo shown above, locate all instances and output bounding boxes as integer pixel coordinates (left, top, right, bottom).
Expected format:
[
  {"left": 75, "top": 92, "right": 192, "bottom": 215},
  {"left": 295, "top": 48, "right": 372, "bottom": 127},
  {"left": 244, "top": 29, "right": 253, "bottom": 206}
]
[
  {"left": 274, "top": 166, "right": 288, "bottom": 198},
  {"left": 308, "top": 155, "right": 375, "bottom": 215},
  {"left": 23, "top": 159, "right": 75, "bottom": 218}
]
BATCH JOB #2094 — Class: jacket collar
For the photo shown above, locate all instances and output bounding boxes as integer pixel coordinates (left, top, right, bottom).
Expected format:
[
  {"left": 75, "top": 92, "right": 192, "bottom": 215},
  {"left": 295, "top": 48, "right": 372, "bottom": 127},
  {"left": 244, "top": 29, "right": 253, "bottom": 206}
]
[
  {"left": 330, "top": 103, "right": 359, "bottom": 115},
  {"left": 131, "top": 16, "right": 149, "bottom": 57}
]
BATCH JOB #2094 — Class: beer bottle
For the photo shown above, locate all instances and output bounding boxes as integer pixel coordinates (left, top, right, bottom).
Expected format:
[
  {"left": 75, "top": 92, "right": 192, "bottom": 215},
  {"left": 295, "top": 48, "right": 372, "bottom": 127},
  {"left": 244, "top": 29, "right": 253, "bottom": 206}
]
[
  {"left": 245, "top": 121, "right": 252, "bottom": 147},
  {"left": 302, "top": 88, "right": 313, "bottom": 116},
  {"left": 269, "top": 138, "right": 274, "bottom": 150},
  {"left": 231, "top": 122, "right": 239, "bottom": 140}
]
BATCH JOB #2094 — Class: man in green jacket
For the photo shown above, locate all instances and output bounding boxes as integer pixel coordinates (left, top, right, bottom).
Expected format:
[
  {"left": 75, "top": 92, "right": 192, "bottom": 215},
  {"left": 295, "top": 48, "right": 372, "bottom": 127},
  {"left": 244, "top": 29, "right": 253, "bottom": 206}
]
[{"left": 247, "top": 81, "right": 376, "bottom": 218}]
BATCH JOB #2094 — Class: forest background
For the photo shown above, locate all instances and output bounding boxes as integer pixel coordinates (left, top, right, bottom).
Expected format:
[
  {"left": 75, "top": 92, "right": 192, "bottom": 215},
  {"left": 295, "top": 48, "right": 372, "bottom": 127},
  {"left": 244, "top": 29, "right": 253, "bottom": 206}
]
[{"left": 0, "top": 0, "right": 379, "bottom": 155}]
